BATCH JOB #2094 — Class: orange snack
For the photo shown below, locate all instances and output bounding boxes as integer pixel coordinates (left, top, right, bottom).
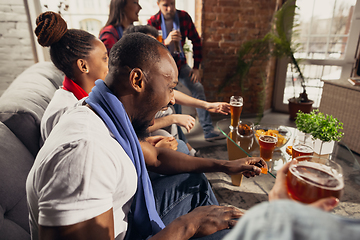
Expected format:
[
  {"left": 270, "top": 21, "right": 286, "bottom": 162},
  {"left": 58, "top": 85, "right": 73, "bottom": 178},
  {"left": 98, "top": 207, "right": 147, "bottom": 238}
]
[
  {"left": 286, "top": 146, "right": 293, "bottom": 155},
  {"left": 255, "top": 162, "right": 268, "bottom": 174}
]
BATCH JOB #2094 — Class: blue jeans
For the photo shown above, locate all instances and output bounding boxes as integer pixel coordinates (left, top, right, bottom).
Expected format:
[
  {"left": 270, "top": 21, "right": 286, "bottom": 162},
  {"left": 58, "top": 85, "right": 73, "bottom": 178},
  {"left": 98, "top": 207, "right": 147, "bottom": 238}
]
[
  {"left": 124, "top": 173, "right": 230, "bottom": 240},
  {"left": 177, "top": 64, "right": 214, "bottom": 134},
  {"left": 151, "top": 173, "right": 230, "bottom": 239},
  {"left": 176, "top": 139, "right": 190, "bottom": 154}
]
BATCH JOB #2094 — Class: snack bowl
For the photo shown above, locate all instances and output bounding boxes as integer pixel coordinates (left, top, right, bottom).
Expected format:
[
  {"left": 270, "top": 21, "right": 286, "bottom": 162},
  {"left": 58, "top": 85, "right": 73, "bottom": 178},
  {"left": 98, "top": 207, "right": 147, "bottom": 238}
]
[{"left": 253, "top": 124, "right": 292, "bottom": 149}]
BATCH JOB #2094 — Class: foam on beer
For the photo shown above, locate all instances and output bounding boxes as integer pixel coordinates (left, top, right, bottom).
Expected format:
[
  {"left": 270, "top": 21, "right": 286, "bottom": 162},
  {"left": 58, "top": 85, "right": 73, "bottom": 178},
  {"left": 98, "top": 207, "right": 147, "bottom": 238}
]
[
  {"left": 230, "top": 102, "right": 243, "bottom": 107},
  {"left": 290, "top": 161, "right": 344, "bottom": 190}
]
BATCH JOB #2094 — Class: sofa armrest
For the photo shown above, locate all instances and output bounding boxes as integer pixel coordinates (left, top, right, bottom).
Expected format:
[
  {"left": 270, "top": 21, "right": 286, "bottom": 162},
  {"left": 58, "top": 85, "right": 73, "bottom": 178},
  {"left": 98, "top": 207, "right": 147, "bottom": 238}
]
[{"left": 0, "top": 61, "right": 63, "bottom": 156}]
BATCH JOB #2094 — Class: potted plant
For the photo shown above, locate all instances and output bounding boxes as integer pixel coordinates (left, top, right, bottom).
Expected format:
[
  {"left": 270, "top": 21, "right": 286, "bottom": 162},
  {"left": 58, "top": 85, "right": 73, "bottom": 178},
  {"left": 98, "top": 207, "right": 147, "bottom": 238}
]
[
  {"left": 295, "top": 110, "right": 344, "bottom": 155},
  {"left": 218, "top": 0, "right": 313, "bottom": 121}
]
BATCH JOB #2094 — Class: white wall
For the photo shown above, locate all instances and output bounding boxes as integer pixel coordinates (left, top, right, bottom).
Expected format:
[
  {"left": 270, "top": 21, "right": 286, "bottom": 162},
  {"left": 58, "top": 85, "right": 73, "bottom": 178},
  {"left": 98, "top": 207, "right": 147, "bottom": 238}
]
[{"left": 0, "top": 0, "right": 36, "bottom": 96}]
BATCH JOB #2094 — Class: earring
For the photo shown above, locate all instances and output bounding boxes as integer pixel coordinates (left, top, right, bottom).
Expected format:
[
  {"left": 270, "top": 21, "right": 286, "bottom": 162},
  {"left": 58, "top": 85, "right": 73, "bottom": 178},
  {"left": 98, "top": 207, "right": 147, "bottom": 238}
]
[{"left": 85, "top": 69, "right": 89, "bottom": 73}]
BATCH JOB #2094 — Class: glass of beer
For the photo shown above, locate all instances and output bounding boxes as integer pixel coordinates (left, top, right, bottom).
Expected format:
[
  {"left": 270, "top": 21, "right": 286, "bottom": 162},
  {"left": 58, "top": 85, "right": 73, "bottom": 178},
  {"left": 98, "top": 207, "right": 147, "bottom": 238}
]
[
  {"left": 230, "top": 96, "right": 243, "bottom": 128},
  {"left": 259, "top": 134, "right": 277, "bottom": 161},
  {"left": 156, "top": 30, "right": 163, "bottom": 43},
  {"left": 292, "top": 135, "right": 314, "bottom": 160},
  {"left": 172, "top": 28, "right": 182, "bottom": 54},
  {"left": 287, "top": 155, "right": 344, "bottom": 204}
]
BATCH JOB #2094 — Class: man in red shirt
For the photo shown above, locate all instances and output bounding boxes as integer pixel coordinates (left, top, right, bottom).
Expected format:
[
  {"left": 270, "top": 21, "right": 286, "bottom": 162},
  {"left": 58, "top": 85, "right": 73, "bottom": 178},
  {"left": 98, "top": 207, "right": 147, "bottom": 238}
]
[{"left": 148, "top": 0, "right": 225, "bottom": 141}]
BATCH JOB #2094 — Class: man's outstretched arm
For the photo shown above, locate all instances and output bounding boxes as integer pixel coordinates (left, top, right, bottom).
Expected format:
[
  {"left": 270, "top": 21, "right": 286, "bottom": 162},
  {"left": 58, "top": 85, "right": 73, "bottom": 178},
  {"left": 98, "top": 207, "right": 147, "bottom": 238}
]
[{"left": 140, "top": 141, "right": 265, "bottom": 177}]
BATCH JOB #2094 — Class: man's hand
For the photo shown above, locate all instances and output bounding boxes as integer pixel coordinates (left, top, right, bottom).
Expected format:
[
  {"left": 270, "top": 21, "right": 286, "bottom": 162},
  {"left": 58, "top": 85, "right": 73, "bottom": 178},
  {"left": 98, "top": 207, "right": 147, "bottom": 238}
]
[
  {"left": 189, "top": 205, "right": 243, "bottom": 238},
  {"left": 173, "top": 114, "right": 195, "bottom": 132},
  {"left": 223, "top": 157, "right": 267, "bottom": 178},
  {"left": 164, "top": 30, "right": 181, "bottom": 46},
  {"left": 205, "top": 102, "right": 231, "bottom": 115},
  {"left": 151, "top": 205, "right": 243, "bottom": 240},
  {"left": 268, "top": 160, "right": 339, "bottom": 211},
  {"left": 189, "top": 68, "right": 201, "bottom": 83}
]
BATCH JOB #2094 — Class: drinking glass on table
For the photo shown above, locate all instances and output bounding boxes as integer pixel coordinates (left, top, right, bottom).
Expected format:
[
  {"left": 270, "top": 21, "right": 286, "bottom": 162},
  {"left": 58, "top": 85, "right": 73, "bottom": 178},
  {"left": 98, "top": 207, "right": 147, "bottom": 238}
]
[
  {"left": 287, "top": 155, "right": 344, "bottom": 204},
  {"left": 259, "top": 133, "right": 277, "bottom": 161},
  {"left": 229, "top": 96, "right": 243, "bottom": 128},
  {"left": 292, "top": 135, "right": 314, "bottom": 160}
]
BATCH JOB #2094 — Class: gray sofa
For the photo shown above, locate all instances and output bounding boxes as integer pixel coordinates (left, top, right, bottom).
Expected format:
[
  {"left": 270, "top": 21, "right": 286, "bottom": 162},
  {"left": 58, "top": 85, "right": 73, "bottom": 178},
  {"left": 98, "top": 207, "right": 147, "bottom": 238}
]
[{"left": 0, "top": 62, "right": 63, "bottom": 239}]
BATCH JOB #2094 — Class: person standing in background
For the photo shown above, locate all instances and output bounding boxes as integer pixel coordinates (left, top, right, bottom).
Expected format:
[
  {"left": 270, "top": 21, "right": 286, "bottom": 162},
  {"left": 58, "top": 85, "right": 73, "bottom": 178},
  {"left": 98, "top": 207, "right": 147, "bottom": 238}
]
[
  {"left": 99, "top": 0, "right": 142, "bottom": 54},
  {"left": 148, "top": 0, "right": 226, "bottom": 141}
]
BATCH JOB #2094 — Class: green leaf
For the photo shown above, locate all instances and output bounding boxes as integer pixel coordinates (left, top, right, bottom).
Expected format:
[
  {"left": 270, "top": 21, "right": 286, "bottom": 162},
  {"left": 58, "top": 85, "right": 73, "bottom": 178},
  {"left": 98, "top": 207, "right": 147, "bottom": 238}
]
[{"left": 295, "top": 110, "right": 344, "bottom": 142}]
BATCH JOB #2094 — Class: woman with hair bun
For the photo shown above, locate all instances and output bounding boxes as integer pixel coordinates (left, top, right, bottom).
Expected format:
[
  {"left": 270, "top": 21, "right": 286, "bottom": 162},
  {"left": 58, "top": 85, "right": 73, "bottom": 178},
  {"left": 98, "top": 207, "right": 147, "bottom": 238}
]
[
  {"left": 37, "top": 11, "right": 180, "bottom": 152},
  {"left": 99, "top": 0, "right": 142, "bottom": 54},
  {"left": 36, "top": 11, "right": 109, "bottom": 145}
]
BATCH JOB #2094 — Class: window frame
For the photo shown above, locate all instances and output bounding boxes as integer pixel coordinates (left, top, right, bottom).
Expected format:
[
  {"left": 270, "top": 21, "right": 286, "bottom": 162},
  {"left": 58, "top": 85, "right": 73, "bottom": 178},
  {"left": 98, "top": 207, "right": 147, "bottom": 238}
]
[{"left": 273, "top": 0, "right": 360, "bottom": 112}]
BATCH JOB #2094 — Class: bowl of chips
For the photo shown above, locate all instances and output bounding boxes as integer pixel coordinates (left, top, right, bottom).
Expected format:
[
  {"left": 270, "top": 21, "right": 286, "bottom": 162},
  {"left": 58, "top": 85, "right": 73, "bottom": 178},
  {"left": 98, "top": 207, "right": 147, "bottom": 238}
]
[{"left": 253, "top": 125, "right": 292, "bottom": 149}]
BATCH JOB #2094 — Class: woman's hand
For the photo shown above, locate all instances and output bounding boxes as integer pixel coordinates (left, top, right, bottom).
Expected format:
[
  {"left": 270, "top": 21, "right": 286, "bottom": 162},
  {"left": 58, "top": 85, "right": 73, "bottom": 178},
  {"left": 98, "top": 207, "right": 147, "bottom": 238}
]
[
  {"left": 146, "top": 136, "right": 166, "bottom": 146},
  {"left": 268, "top": 160, "right": 339, "bottom": 211},
  {"left": 145, "top": 136, "right": 178, "bottom": 151},
  {"left": 172, "top": 114, "right": 195, "bottom": 133},
  {"left": 155, "top": 137, "right": 178, "bottom": 151}
]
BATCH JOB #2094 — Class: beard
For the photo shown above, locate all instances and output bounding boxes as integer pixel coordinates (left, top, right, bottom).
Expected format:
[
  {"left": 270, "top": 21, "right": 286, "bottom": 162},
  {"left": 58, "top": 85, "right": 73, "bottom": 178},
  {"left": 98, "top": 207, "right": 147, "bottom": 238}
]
[
  {"left": 164, "top": 12, "right": 175, "bottom": 20},
  {"left": 131, "top": 117, "right": 151, "bottom": 141}
]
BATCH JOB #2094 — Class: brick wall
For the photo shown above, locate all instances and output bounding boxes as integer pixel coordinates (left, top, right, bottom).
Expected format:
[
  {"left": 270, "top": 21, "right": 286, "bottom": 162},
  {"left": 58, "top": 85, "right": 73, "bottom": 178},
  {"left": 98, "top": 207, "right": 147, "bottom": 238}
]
[
  {"left": 200, "top": 0, "right": 278, "bottom": 115},
  {"left": 0, "top": 0, "right": 35, "bottom": 96}
]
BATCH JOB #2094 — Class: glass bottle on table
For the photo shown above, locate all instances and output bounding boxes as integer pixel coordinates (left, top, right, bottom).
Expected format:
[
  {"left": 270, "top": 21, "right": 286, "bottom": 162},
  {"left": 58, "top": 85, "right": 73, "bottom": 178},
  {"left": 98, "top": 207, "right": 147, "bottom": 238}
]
[{"left": 227, "top": 96, "right": 244, "bottom": 186}]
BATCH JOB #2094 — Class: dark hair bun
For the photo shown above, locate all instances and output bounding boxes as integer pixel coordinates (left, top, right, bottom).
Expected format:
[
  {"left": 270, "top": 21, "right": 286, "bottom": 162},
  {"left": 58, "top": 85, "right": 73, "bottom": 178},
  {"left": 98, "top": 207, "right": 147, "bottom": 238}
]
[{"left": 35, "top": 11, "right": 68, "bottom": 47}]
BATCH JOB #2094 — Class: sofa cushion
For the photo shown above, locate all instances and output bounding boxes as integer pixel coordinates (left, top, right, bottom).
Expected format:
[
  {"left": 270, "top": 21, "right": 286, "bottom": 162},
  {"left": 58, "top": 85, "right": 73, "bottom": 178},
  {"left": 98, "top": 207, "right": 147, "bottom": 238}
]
[
  {"left": 0, "top": 61, "right": 63, "bottom": 157},
  {"left": 0, "top": 122, "right": 34, "bottom": 239}
]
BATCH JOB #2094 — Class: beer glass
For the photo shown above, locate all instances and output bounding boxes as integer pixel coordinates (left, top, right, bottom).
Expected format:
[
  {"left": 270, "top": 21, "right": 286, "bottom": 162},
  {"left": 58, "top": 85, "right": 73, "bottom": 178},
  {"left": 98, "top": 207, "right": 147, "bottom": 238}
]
[
  {"left": 237, "top": 120, "right": 254, "bottom": 152},
  {"left": 227, "top": 120, "right": 257, "bottom": 185},
  {"left": 229, "top": 96, "right": 243, "bottom": 128},
  {"left": 172, "top": 28, "right": 182, "bottom": 54},
  {"left": 259, "top": 134, "right": 277, "bottom": 161},
  {"left": 287, "top": 155, "right": 344, "bottom": 204},
  {"left": 292, "top": 134, "right": 314, "bottom": 160},
  {"left": 156, "top": 30, "right": 163, "bottom": 43}
]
